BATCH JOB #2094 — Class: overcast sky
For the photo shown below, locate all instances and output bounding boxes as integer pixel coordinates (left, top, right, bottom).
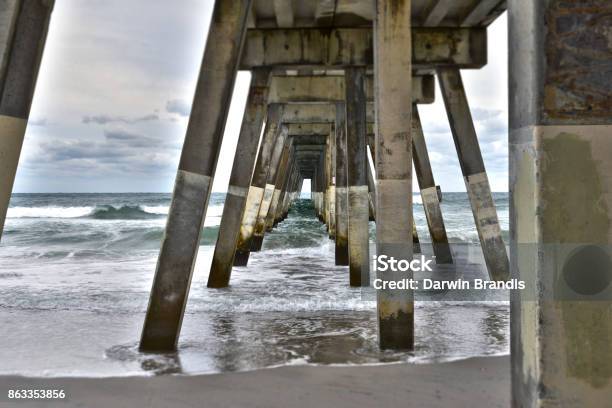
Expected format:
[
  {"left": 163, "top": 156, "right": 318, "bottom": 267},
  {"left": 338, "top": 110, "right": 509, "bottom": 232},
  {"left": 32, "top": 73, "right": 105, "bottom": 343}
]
[{"left": 14, "top": 0, "right": 508, "bottom": 193}]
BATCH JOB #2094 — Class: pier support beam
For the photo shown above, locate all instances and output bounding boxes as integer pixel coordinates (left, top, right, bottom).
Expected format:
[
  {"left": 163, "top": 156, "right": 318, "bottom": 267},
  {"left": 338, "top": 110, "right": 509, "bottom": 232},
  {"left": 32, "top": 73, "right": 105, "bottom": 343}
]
[
  {"left": 0, "top": 0, "right": 54, "bottom": 241},
  {"left": 235, "top": 104, "right": 283, "bottom": 265},
  {"left": 285, "top": 166, "right": 300, "bottom": 215},
  {"left": 326, "top": 125, "right": 336, "bottom": 238},
  {"left": 140, "top": 0, "right": 252, "bottom": 351},
  {"left": 374, "top": 0, "right": 414, "bottom": 349},
  {"left": 345, "top": 67, "right": 370, "bottom": 287},
  {"left": 251, "top": 124, "right": 288, "bottom": 251},
  {"left": 208, "top": 69, "right": 269, "bottom": 288},
  {"left": 329, "top": 127, "right": 336, "bottom": 237},
  {"left": 265, "top": 138, "right": 292, "bottom": 232},
  {"left": 412, "top": 105, "right": 452, "bottom": 263},
  {"left": 412, "top": 222, "right": 421, "bottom": 253},
  {"left": 241, "top": 27, "right": 487, "bottom": 70},
  {"left": 276, "top": 156, "right": 296, "bottom": 224},
  {"left": 509, "top": 0, "right": 612, "bottom": 406},
  {"left": 366, "top": 153, "right": 377, "bottom": 222},
  {"left": 335, "top": 102, "right": 349, "bottom": 265},
  {"left": 315, "top": 156, "right": 325, "bottom": 221},
  {"left": 438, "top": 68, "right": 509, "bottom": 281}
]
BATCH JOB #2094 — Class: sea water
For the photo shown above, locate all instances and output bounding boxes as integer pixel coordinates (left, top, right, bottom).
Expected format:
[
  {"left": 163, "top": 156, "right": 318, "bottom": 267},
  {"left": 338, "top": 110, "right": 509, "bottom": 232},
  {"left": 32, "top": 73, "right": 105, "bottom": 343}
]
[{"left": 0, "top": 192, "right": 509, "bottom": 377}]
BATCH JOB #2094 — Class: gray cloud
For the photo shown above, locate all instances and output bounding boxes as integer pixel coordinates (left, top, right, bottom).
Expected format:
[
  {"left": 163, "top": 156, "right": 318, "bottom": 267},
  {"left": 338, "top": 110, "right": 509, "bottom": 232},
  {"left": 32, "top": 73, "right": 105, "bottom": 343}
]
[
  {"left": 166, "top": 99, "right": 191, "bottom": 117},
  {"left": 28, "top": 118, "right": 48, "bottom": 126},
  {"left": 471, "top": 107, "right": 503, "bottom": 121},
  {"left": 82, "top": 113, "right": 159, "bottom": 125},
  {"left": 103, "top": 129, "right": 166, "bottom": 148}
]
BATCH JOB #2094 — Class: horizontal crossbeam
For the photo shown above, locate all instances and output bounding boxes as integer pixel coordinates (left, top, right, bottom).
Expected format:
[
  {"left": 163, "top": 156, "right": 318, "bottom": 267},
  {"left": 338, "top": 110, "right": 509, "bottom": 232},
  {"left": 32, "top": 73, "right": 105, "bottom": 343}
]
[
  {"left": 268, "top": 75, "right": 434, "bottom": 103},
  {"left": 241, "top": 28, "right": 486, "bottom": 69}
]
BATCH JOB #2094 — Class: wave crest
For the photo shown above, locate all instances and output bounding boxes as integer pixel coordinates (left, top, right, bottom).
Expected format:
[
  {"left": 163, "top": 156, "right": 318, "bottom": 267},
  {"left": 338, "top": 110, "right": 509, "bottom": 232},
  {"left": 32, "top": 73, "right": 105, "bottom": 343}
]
[
  {"left": 6, "top": 205, "right": 169, "bottom": 220},
  {"left": 88, "top": 205, "right": 163, "bottom": 220}
]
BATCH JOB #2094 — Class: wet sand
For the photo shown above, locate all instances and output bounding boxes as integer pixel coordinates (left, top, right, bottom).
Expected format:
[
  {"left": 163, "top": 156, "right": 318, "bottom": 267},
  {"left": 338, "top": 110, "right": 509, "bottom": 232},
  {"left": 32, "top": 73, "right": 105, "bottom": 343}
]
[{"left": 1, "top": 356, "right": 509, "bottom": 407}]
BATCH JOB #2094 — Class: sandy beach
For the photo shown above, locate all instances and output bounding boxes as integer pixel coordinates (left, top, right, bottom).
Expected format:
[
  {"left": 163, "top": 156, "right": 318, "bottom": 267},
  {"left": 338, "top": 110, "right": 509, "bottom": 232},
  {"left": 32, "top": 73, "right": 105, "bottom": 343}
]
[{"left": 1, "top": 356, "right": 509, "bottom": 407}]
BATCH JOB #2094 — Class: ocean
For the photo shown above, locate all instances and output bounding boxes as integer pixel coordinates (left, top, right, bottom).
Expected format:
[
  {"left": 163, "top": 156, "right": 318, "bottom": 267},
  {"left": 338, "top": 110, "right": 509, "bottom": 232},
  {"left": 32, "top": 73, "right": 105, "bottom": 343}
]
[{"left": 0, "top": 192, "right": 510, "bottom": 377}]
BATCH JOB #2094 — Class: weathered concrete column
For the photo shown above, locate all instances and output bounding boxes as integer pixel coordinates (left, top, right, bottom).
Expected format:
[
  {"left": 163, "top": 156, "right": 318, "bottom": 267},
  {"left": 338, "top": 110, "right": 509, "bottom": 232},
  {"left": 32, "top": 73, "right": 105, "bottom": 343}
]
[
  {"left": 141, "top": 0, "right": 252, "bottom": 351},
  {"left": 438, "top": 68, "right": 509, "bottom": 281},
  {"left": 275, "top": 155, "right": 295, "bottom": 225},
  {"left": 345, "top": 67, "right": 370, "bottom": 287},
  {"left": 279, "top": 162, "right": 296, "bottom": 221},
  {"left": 283, "top": 165, "right": 299, "bottom": 217},
  {"left": 374, "top": 0, "right": 413, "bottom": 349},
  {"left": 324, "top": 126, "right": 336, "bottom": 237},
  {"left": 328, "top": 126, "right": 337, "bottom": 238},
  {"left": 0, "top": 0, "right": 54, "bottom": 241},
  {"left": 319, "top": 152, "right": 327, "bottom": 224},
  {"left": 251, "top": 123, "right": 288, "bottom": 250},
  {"left": 293, "top": 174, "right": 303, "bottom": 207},
  {"left": 365, "top": 147, "right": 419, "bottom": 255},
  {"left": 273, "top": 150, "right": 291, "bottom": 225},
  {"left": 509, "top": 1, "right": 612, "bottom": 406},
  {"left": 310, "top": 178, "right": 314, "bottom": 202},
  {"left": 234, "top": 103, "right": 283, "bottom": 266},
  {"left": 412, "top": 105, "right": 453, "bottom": 263},
  {"left": 207, "top": 69, "right": 269, "bottom": 288},
  {"left": 265, "top": 138, "right": 292, "bottom": 231},
  {"left": 412, "top": 222, "right": 421, "bottom": 253},
  {"left": 366, "top": 153, "right": 377, "bottom": 222},
  {"left": 324, "top": 130, "right": 331, "bottom": 232},
  {"left": 314, "top": 158, "right": 324, "bottom": 221},
  {"left": 335, "top": 102, "right": 349, "bottom": 265}
]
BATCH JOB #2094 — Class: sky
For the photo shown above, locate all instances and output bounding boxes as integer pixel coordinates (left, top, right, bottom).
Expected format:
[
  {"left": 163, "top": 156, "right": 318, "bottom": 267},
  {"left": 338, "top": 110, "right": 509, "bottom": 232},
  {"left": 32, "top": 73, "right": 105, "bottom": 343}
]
[{"left": 14, "top": 0, "right": 509, "bottom": 193}]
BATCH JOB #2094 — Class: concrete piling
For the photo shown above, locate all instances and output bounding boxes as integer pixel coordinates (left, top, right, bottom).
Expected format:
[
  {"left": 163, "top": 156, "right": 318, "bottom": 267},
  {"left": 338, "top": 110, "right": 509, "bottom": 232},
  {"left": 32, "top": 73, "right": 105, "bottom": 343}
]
[
  {"left": 328, "top": 125, "right": 336, "bottom": 238},
  {"left": 140, "top": 0, "right": 252, "bottom": 351},
  {"left": 412, "top": 222, "right": 421, "bottom": 253},
  {"left": 315, "top": 156, "right": 325, "bottom": 222},
  {"left": 284, "top": 164, "right": 300, "bottom": 216},
  {"left": 366, "top": 153, "right": 377, "bottom": 222},
  {"left": 234, "top": 103, "right": 283, "bottom": 266},
  {"left": 509, "top": 0, "right": 612, "bottom": 405},
  {"left": 264, "top": 138, "right": 292, "bottom": 232},
  {"left": 275, "top": 154, "right": 295, "bottom": 225},
  {"left": 0, "top": 0, "right": 54, "bottom": 242},
  {"left": 207, "top": 69, "right": 270, "bottom": 288},
  {"left": 251, "top": 123, "right": 288, "bottom": 251},
  {"left": 325, "top": 126, "right": 336, "bottom": 238},
  {"left": 373, "top": 0, "right": 414, "bottom": 350},
  {"left": 438, "top": 68, "right": 509, "bottom": 281},
  {"left": 412, "top": 105, "right": 453, "bottom": 264},
  {"left": 334, "top": 102, "right": 349, "bottom": 266},
  {"left": 345, "top": 67, "right": 370, "bottom": 287}
]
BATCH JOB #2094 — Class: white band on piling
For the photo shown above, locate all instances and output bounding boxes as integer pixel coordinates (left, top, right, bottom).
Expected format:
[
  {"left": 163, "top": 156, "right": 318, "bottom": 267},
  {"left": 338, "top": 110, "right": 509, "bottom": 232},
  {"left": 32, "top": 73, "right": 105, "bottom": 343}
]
[{"left": 228, "top": 185, "right": 248, "bottom": 198}]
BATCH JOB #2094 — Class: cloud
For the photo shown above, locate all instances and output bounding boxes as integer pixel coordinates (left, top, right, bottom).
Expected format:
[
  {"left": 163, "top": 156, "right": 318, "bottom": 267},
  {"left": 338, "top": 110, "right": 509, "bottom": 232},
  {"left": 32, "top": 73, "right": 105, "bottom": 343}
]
[
  {"left": 471, "top": 107, "right": 502, "bottom": 121},
  {"left": 103, "top": 129, "right": 165, "bottom": 148},
  {"left": 82, "top": 113, "right": 159, "bottom": 125},
  {"left": 32, "top": 124, "right": 181, "bottom": 172},
  {"left": 166, "top": 98, "right": 191, "bottom": 117},
  {"left": 28, "top": 118, "right": 48, "bottom": 126}
]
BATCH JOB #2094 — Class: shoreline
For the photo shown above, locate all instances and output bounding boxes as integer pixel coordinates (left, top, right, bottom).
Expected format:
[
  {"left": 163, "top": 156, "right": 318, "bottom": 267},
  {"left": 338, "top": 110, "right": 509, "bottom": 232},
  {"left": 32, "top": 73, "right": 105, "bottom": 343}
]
[{"left": 1, "top": 356, "right": 509, "bottom": 407}]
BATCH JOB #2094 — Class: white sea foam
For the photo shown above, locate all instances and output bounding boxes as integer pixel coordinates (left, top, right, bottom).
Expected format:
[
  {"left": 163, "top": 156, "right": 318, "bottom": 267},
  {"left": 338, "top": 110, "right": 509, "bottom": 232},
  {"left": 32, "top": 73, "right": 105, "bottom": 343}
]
[
  {"left": 6, "top": 204, "right": 224, "bottom": 221},
  {"left": 141, "top": 206, "right": 169, "bottom": 215},
  {"left": 7, "top": 206, "right": 94, "bottom": 219}
]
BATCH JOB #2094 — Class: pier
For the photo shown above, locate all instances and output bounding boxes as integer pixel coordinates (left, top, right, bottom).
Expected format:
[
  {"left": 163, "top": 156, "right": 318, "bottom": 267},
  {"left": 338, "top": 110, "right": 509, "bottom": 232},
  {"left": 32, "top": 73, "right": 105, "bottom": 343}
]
[{"left": 0, "top": 0, "right": 611, "bottom": 406}]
